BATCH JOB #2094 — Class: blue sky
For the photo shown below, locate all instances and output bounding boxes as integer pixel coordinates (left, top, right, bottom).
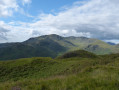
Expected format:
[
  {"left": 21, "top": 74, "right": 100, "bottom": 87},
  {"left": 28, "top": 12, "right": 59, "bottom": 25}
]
[
  {"left": 0, "top": 0, "right": 119, "bottom": 43},
  {"left": 0, "top": 0, "right": 80, "bottom": 22}
]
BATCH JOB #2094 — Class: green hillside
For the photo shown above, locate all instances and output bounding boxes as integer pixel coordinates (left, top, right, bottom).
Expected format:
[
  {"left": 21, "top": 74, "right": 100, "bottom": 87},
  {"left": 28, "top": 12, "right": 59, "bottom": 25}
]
[
  {"left": 0, "top": 38, "right": 67, "bottom": 60},
  {"left": 58, "top": 50, "right": 98, "bottom": 59},
  {"left": 0, "top": 34, "right": 119, "bottom": 60},
  {"left": 1, "top": 50, "right": 119, "bottom": 90}
]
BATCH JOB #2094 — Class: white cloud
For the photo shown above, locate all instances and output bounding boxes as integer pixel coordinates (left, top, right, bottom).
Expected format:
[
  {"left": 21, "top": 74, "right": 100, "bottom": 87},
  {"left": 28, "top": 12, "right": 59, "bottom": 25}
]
[
  {"left": 0, "top": 21, "right": 10, "bottom": 42},
  {"left": 1, "top": 0, "right": 119, "bottom": 43},
  {"left": 27, "top": 0, "right": 119, "bottom": 40},
  {"left": 0, "top": 0, "right": 31, "bottom": 17},
  {"left": 0, "top": 0, "right": 18, "bottom": 17},
  {"left": 22, "top": 0, "right": 31, "bottom": 5}
]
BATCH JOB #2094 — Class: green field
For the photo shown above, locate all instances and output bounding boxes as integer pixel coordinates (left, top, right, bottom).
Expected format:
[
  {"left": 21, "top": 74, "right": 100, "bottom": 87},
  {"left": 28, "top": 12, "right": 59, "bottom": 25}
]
[{"left": 0, "top": 50, "right": 119, "bottom": 90}]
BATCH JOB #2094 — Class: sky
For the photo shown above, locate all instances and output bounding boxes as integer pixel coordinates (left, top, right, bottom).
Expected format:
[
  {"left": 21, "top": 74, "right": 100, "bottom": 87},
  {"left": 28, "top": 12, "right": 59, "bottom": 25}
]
[{"left": 0, "top": 0, "right": 119, "bottom": 44}]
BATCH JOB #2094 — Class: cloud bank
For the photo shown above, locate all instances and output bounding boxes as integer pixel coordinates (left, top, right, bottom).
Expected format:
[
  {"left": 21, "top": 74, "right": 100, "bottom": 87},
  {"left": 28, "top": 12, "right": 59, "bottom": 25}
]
[{"left": 0, "top": 0, "right": 119, "bottom": 43}]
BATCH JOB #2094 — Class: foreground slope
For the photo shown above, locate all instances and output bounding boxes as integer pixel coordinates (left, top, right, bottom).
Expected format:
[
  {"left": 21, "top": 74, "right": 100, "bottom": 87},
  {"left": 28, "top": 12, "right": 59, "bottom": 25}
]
[
  {"left": 0, "top": 34, "right": 119, "bottom": 60},
  {"left": 1, "top": 50, "right": 119, "bottom": 89}
]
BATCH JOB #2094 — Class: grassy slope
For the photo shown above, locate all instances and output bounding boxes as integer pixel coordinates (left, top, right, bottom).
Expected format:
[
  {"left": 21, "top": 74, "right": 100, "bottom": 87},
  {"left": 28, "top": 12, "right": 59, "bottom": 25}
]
[
  {"left": 1, "top": 50, "right": 119, "bottom": 89},
  {"left": 65, "top": 37, "right": 119, "bottom": 54}
]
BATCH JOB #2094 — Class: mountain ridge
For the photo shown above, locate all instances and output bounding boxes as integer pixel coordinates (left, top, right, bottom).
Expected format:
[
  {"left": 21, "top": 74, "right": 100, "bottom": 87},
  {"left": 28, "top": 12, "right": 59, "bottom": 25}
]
[{"left": 0, "top": 34, "right": 119, "bottom": 60}]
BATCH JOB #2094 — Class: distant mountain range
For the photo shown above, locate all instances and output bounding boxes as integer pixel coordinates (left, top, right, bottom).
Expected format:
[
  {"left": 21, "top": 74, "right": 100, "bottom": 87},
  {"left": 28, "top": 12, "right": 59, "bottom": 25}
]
[
  {"left": 107, "top": 42, "right": 116, "bottom": 45},
  {"left": 0, "top": 34, "right": 119, "bottom": 60}
]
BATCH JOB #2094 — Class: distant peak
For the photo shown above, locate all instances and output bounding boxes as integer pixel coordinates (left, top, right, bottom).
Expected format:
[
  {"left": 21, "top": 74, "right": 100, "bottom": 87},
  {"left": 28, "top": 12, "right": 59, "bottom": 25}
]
[
  {"left": 49, "top": 34, "right": 62, "bottom": 37},
  {"left": 107, "top": 42, "right": 116, "bottom": 45},
  {"left": 66, "top": 36, "right": 89, "bottom": 40},
  {"left": 49, "top": 34, "right": 60, "bottom": 36},
  {"left": 79, "top": 36, "right": 89, "bottom": 39},
  {"left": 39, "top": 34, "right": 61, "bottom": 37}
]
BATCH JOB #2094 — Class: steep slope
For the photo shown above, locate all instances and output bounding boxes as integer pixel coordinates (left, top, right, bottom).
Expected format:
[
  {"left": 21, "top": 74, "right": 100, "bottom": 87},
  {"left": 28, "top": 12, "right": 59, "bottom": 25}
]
[
  {"left": 0, "top": 34, "right": 119, "bottom": 60},
  {"left": 24, "top": 34, "right": 76, "bottom": 48},
  {"left": 0, "top": 39, "right": 66, "bottom": 60}
]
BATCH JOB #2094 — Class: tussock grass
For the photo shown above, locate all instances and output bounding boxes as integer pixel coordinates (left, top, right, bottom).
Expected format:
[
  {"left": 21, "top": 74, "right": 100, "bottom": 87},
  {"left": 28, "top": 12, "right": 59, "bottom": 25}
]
[{"left": 1, "top": 50, "right": 119, "bottom": 89}]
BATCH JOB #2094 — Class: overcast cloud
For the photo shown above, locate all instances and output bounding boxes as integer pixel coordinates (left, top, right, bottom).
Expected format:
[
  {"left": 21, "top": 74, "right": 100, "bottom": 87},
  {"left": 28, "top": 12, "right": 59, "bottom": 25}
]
[{"left": 0, "top": 0, "right": 119, "bottom": 43}]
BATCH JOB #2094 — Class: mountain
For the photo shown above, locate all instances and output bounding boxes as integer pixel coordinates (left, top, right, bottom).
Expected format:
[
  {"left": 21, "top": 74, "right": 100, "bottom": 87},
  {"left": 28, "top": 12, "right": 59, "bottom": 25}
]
[
  {"left": 1, "top": 50, "right": 119, "bottom": 89},
  {"left": 0, "top": 34, "right": 119, "bottom": 60},
  {"left": 107, "top": 42, "right": 116, "bottom": 45},
  {"left": 0, "top": 39, "right": 66, "bottom": 60}
]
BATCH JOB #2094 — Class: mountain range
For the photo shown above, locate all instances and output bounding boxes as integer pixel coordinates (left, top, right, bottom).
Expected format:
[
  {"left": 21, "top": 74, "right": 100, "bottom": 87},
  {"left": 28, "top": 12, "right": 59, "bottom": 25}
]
[
  {"left": 1, "top": 37, "right": 119, "bottom": 89},
  {"left": 0, "top": 34, "right": 119, "bottom": 60}
]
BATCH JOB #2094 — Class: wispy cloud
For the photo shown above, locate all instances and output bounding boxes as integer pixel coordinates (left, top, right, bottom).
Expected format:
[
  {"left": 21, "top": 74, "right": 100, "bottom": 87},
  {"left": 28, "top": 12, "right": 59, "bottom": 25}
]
[{"left": 22, "top": 0, "right": 31, "bottom": 5}]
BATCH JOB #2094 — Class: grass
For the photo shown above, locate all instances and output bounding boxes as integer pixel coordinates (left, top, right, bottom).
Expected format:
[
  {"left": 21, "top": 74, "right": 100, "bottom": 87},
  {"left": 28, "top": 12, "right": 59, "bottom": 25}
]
[
  {"left": 1, "top": 50, "right": 119, "bottom": 89},
  {"left": 1, "top": 65, "right": 119, "bottom": 90},
  {"left": 57, "top": 50, "right": 98, "bottom": 59}
]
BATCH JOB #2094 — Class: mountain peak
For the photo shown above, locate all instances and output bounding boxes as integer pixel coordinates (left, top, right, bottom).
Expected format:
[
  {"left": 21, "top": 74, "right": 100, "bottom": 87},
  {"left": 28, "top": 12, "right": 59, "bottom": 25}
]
[
  {"left": 38, "top": 34, "right": 64, "bottom": 40},
  {"left": 49, "top": 34, "right": 61, "bottom": 37},
  {"left": 40, "top": 34, "right": 61, "bottom": 37},
  {"left": 47, "top": 34, "right": 62, "bottom": 38}
]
